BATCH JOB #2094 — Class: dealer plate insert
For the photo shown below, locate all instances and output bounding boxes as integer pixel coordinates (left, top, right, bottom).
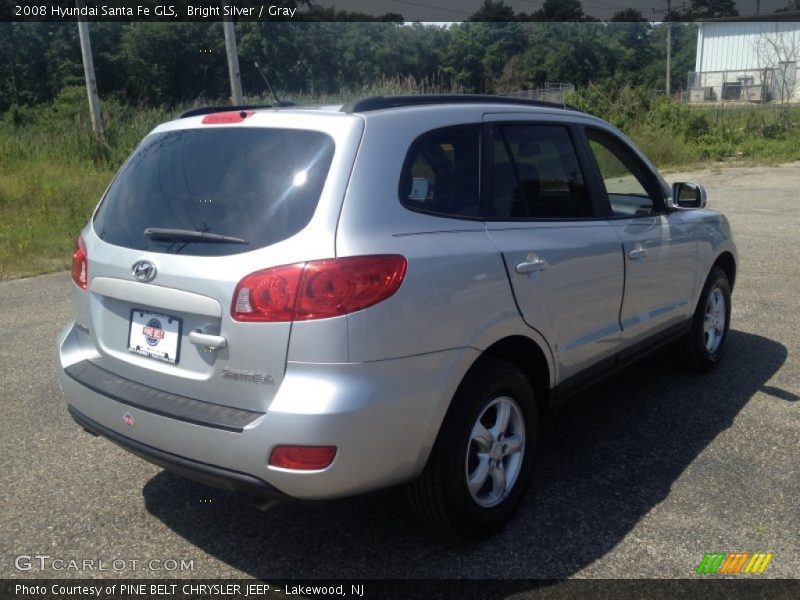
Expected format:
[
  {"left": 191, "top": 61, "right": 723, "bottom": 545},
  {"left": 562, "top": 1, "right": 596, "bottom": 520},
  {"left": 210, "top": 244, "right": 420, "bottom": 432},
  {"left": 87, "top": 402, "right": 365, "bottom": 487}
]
[{"left": 128, "top": 309, "right": 182, "bottom": 364}]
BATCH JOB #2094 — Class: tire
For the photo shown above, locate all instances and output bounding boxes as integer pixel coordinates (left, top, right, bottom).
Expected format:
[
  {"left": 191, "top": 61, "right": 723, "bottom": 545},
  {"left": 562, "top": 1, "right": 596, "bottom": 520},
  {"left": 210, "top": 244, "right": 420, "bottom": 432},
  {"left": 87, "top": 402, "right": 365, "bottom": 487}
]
[
  {"left": 679, "top": 266, "right": 732, "bottom": 372},
  {"left": 406, "top": 358, "right": 539, "bottom": 539}
]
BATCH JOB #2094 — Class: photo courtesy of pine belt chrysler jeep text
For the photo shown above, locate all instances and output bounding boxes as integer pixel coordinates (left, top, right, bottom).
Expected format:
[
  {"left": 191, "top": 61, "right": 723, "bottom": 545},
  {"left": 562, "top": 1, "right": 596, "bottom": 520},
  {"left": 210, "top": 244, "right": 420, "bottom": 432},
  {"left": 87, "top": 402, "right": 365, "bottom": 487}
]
[{"left": 58, "top": 95, "right": 737, "bottom": 538}]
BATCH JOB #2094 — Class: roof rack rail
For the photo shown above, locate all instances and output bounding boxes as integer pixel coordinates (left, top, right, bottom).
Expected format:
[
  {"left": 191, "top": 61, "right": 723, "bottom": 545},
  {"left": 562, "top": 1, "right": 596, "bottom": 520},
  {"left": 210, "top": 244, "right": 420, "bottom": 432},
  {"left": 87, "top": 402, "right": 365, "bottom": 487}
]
[
  {"left": 340, "top": 95, "right": 580, "bottom": 114},
  {"left": 178, "top": 102, "right": 295, "bottom": 119}
]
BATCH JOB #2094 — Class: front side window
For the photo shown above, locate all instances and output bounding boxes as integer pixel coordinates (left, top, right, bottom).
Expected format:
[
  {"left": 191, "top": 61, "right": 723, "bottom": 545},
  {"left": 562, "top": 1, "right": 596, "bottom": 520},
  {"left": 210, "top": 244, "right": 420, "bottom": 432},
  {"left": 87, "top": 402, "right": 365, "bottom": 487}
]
[
  {"left": 586, "top": 129, "right": 660, "bottom": 217},
  {"left": 489, "top": 124, "right": 592, "bottom": 220},
  {"left": 399, "top": 125, "right": 481, "bottom": 218}
]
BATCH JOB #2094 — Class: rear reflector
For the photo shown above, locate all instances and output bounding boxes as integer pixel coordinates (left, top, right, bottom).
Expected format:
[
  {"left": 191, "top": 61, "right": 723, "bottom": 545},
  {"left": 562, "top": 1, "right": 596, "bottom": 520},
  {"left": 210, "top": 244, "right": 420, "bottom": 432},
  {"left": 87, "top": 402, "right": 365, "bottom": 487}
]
[
  {"left": 268, "top": 445, "right": 337, "bottom": 470},
  {"left": 71, "top": 235, "right": 88, "bottom": 290},
  {"left": 231, "top": 255, "right": 407, "bottom": 322},
  {"left": 201, "top": 111, "right": 254, "bottom": 124}
]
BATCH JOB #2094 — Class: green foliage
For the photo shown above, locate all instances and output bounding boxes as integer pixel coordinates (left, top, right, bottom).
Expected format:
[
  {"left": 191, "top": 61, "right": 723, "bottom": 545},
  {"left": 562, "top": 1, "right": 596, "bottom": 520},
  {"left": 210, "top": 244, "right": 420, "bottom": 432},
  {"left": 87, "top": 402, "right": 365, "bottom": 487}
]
[
  {"left": 567, "top": 79, "right": 653, "bottom": 129},
  {"left": 569, "top": 84, "right": 800, "bottom": 166},
  {"left": 444, "top": 22, "right": 526, "bottom": 91},
  {"left": 538, "top": 0, "right": 584, "bottom": 21},
  {"left": 2, "top": 19, "right": 800, "bottom": 278},
  {"left": 0, "top": 77, "right": 456, "bottom": 278},
  {"left": 682, "top": 0, "right": 739, "bottom": 19},
  {"left": 0, "top": 21, "right": 698, "bottom": 111},
  {"left": 0, "top": 88, "right": 176, "bottom": 277}
]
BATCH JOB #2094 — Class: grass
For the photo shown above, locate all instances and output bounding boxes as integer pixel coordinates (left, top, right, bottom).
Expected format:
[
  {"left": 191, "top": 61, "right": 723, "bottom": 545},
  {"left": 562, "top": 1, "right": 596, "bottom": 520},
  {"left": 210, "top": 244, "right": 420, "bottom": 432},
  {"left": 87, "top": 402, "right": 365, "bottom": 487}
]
[
  {"left": 0, "top": 161, "right": 112, "bottom": 277},
  {"left": 0, "top": 88, "right": 175, "bottom": 278},
  {"left": 1, "top": 82, "right": 799, "bottom": 279}
]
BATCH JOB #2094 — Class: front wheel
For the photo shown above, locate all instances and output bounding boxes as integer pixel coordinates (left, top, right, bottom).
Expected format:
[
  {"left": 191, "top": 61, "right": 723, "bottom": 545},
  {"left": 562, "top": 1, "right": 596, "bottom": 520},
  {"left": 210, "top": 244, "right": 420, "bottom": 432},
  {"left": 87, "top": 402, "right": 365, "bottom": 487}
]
[
  {"left": 406, "top": 358, "right": 539, "bottom": 539},
  {"left": 679, "top": 266, "right": 732, "bottom": 372}
]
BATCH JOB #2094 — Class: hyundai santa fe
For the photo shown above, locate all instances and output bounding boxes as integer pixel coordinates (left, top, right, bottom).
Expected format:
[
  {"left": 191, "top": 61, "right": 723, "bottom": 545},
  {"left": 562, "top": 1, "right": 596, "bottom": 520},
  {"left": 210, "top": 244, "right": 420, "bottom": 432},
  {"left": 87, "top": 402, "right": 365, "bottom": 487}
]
[{"left": 58, "top": 95, "right": 737, "bottom": 538}]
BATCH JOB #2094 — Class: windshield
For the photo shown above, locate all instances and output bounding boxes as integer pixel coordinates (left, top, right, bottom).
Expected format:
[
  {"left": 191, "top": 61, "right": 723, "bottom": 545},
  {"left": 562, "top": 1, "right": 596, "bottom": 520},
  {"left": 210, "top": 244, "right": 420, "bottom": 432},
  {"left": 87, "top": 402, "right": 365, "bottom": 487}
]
[{"left": 93, "top": 127, "right": 335, "bottom": 256}]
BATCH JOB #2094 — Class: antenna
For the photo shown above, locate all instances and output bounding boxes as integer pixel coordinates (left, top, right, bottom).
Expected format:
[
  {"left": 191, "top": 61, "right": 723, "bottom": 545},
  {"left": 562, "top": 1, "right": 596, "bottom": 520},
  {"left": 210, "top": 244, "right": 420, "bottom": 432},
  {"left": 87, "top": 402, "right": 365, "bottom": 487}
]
[{"left": 254, "top": 61, "right": 293, "bottom": 107}]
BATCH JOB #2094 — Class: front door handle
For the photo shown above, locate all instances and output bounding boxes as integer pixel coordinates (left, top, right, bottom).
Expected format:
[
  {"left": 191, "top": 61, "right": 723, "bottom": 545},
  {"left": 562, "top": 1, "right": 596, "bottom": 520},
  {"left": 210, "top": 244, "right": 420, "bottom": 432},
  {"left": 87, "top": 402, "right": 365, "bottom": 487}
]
[
  {"left": 189, "top": 331, "right": 227, "bottom": 350},
  {"left": 515, "top": 257, "right": 548, "bottom": 274},
  {"left": 627, "top": 244, "right": 647, "bottom": 260}
]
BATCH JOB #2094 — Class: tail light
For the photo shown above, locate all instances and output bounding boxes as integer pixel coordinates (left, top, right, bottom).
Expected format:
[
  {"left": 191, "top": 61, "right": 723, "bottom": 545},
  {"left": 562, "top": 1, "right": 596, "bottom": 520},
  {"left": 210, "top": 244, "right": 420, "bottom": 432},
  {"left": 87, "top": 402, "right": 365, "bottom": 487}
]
[
  {"left": 231, "top": 255, "right": 406, "bottom": 322},
  {"left": 71, "top": 235, "right": 88, "bottom": 290},
  {"left": 268, "top": 445, "right": 337, "bottom": 470}
]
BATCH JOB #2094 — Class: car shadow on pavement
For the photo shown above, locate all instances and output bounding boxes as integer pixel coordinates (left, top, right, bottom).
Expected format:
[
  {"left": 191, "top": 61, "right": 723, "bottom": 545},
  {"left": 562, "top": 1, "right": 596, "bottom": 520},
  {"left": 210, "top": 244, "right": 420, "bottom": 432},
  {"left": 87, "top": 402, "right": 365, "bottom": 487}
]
[{"left": 143, "top": 329, "right": 788, "bottom": 581}]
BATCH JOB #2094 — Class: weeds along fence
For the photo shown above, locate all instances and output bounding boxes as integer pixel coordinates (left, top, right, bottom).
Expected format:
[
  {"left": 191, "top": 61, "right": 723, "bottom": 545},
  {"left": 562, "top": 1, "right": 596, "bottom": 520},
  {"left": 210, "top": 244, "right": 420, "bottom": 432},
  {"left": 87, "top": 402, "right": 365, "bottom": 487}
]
[{"left": 567, "top": 82, "right": 800, "bottom": 164}]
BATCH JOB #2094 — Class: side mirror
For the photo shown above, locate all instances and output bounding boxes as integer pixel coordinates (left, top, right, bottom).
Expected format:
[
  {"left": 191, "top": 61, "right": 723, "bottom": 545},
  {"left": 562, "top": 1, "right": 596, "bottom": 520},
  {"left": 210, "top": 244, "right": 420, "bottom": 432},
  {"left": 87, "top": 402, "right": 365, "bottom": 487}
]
[{"left": 672, "top": 182, "right": 707, "bottom": 209}]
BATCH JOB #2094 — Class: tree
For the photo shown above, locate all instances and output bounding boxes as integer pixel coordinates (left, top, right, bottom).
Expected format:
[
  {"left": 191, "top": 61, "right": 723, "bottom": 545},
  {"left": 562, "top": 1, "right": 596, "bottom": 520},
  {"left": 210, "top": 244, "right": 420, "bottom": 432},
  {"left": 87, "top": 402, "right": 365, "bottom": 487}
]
[
  {"left": 518, "top": 24, "right": 608, "bottom": 88},
  {"left": 753, "top": 23, "right": 800, "bottom": 104},
  {"left": 118, "top": 23, "right": 228, "bottom": 105},
  {"left": 469, "top": 0, "right": 516, "bottom": 22},
  {"left": 536, "top": 0, "right": 584, "bottom": 22},
  {"left": 638, "top": 23, "right": 698, "bottom": 92},
  {"left": 685, "top": 0, "right": 738, "bottom": 19},
  {"left": 444, "top": 22, "right": 526, "bottom": 92},
  {"left": 610, "top": 9, "right": 647, "bottom": 22}
]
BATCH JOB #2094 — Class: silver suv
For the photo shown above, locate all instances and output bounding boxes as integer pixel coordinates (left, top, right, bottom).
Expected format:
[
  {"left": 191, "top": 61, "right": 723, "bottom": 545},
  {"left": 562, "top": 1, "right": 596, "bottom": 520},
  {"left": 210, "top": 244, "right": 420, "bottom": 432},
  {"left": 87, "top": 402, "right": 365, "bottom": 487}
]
[{"left": 58, "top": 95, "right": 737, "bottom": 538}]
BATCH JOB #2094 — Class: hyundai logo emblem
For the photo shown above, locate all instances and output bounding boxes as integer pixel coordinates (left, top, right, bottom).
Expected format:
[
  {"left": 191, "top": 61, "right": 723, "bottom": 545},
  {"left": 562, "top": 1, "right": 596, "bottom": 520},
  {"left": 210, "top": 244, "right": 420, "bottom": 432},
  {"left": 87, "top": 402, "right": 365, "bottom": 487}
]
[{"left": 132, "top": 260, "right": 157, "bottom": 283}]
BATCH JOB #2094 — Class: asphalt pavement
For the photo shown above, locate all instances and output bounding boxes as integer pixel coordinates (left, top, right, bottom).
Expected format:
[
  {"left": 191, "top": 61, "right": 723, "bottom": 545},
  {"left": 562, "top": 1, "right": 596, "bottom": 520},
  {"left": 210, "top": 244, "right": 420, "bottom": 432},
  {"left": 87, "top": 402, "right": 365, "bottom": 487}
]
[{"left": 1, "top": 163, "right": 798, "bottom": 583}]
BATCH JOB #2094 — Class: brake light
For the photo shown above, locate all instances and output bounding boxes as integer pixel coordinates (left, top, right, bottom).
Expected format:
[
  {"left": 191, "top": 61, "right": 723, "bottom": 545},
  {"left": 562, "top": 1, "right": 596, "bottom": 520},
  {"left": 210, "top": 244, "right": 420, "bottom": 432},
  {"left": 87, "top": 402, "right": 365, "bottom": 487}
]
[
  {"left": 231, "top": 255, "right": 407, "bottom": 322},
  {"left": 201, "top": 111, "right": 254, "bottom": 124},
  {"left": 71, "top": 235, "right": 88, "bottom": 290},
  {"left": 269, "top": 445, "right": 337, "bottom": 470}
]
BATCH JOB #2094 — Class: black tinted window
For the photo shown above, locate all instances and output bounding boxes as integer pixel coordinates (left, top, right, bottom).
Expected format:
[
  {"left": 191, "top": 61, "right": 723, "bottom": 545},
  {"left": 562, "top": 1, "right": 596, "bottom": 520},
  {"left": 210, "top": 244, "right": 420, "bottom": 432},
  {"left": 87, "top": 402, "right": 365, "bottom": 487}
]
[
  {"left": 94, "top": 128, "right": 335, "bottom": 256},
  {"left": 399, "top": 125, "right": 480, "bottom": 218},
  {"left": 489, "top": 125, "right": 592, "bottom": 219}
]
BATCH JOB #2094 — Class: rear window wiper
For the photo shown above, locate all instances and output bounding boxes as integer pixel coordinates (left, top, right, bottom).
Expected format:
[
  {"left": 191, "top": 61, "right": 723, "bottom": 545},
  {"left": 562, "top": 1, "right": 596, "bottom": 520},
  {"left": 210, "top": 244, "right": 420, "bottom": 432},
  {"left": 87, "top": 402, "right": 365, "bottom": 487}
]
[{"left": 144, "top": 228, "right": 248, "bottom": 244}]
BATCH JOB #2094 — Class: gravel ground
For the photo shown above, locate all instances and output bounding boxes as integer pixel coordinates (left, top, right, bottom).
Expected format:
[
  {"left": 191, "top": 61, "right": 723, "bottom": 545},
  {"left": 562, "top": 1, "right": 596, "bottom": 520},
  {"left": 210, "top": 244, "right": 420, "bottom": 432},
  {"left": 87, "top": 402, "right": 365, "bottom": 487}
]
[{"left": 1, "top": 163, "right": 798, "bottom": 585}]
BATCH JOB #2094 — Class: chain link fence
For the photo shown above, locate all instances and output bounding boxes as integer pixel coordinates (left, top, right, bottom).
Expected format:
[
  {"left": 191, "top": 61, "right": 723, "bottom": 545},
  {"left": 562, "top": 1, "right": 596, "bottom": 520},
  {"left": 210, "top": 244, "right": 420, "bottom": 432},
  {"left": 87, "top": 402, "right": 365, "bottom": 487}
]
[
  {"left": 508, "top": 83, "right": 575, "bottom": 105},
  {"left": 687, "top": 67, "right": 799, "bottom": 105}
]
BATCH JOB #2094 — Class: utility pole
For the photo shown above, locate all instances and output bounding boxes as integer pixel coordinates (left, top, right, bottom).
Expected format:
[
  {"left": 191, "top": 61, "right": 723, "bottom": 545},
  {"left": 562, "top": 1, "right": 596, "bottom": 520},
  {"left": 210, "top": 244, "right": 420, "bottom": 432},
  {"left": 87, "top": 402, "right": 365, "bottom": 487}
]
[
  {"left": 221, "top": 0, "right": 244, "bottom": 104},
  {"left": 665, "top": 0, "right": 672, "bottom": 97},
  {"left": 76, "top": 0, "right": 104, "bottom": 139}
]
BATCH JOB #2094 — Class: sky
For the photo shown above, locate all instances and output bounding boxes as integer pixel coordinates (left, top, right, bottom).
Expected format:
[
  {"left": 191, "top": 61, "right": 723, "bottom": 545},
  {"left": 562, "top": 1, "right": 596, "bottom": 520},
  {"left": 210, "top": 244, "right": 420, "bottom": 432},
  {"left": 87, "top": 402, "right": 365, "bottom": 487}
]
[{"left": 315, "top": 1, "right": 797, "bottom": 22}]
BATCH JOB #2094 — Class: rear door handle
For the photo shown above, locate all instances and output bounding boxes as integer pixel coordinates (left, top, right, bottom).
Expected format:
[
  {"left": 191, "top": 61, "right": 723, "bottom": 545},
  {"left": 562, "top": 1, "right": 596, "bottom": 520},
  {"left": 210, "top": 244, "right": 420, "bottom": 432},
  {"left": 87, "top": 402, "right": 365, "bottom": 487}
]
[
  {"left": 189, "top": 331, "right": 227, "bottom": 350},
  {"left": 515, "top": 257, "right": 548, "bottom": 273}
]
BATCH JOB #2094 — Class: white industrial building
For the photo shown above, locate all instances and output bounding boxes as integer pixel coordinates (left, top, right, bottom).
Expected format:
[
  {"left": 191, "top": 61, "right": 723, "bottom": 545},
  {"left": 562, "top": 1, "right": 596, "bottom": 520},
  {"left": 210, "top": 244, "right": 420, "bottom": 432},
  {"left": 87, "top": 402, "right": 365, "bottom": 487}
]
[{"left": 690, "top": 20, "right": 800, "bottom": 103}]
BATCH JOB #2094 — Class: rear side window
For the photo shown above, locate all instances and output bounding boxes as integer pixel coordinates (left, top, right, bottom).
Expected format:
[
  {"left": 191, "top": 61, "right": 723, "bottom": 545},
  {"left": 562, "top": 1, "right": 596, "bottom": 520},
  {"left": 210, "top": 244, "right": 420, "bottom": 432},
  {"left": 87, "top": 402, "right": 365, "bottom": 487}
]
[
  {"left": 489, "top": 124, "right": 592, "bottom": 219},
  {"left": 399, "top": 125, "right": 480, "bottom": 218},
  {"left": 94, "top": 128, "right": 335, "bottom": 256}
]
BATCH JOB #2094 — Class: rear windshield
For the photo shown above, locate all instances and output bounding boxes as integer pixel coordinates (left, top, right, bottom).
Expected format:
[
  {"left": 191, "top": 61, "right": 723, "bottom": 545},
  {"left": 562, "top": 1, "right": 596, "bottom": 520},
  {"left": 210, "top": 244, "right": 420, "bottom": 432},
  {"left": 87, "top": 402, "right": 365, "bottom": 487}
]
[{"left": 93, "top": 127, "right": 335, "bottom": 256}]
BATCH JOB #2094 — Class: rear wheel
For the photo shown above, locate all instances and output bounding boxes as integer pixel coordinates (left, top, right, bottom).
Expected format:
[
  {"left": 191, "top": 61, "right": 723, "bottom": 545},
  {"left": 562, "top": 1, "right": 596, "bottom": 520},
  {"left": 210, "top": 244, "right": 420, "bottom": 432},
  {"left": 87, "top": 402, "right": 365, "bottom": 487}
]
[
  {"left": 407, "top": 358, "right": 539, "bottom": 539},
  {"left": 679, "top": 266, "right": 731, "bottom": 372}
]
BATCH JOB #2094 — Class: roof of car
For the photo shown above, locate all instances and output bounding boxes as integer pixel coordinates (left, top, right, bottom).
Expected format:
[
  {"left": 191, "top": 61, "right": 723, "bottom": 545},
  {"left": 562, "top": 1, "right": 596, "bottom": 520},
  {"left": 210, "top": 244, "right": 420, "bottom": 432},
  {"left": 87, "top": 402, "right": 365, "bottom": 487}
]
[{"left": 178, "top": 95, "right": 582, "bottom": 121}]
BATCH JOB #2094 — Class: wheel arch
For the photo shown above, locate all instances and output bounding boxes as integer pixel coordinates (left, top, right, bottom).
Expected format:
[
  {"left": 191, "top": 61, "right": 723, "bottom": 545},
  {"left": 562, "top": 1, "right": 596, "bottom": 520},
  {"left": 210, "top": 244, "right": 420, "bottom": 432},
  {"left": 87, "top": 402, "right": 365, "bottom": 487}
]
[
  {"left": 475, "top": 335, "right": 551, "bottom": 416},
  {"left": 713, "top": 251, "right": 737, "bottom": 291}
]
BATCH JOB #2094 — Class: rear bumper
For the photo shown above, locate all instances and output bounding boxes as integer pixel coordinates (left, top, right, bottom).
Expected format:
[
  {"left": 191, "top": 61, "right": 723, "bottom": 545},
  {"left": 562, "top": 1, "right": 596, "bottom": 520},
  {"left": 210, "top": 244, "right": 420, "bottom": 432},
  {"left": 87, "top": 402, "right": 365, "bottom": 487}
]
[
  {"left": 68, "top": 404, "right": 289, "bottom": 500},
  {"left": 64, "top": 360, "right": 264, "bottom": 433},
  {"left": 58, "top": 320, "right": 477, "bottom": 500}
]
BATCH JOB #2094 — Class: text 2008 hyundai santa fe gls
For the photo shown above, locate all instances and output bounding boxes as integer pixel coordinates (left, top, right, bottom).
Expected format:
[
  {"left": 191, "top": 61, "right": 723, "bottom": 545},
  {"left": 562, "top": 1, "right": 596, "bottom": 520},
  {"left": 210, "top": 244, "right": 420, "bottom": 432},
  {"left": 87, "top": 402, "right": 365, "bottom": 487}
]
[{"left": 58, "top": 95, "right": 737, "bottom": 538}]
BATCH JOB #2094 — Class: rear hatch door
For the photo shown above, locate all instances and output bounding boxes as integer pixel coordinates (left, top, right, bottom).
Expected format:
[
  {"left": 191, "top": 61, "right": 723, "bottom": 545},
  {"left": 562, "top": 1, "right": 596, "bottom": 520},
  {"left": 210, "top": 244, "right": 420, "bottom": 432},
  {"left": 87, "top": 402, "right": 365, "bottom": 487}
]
[{"left": 81, "top": 111, "right": 363, "bottom": 412}]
